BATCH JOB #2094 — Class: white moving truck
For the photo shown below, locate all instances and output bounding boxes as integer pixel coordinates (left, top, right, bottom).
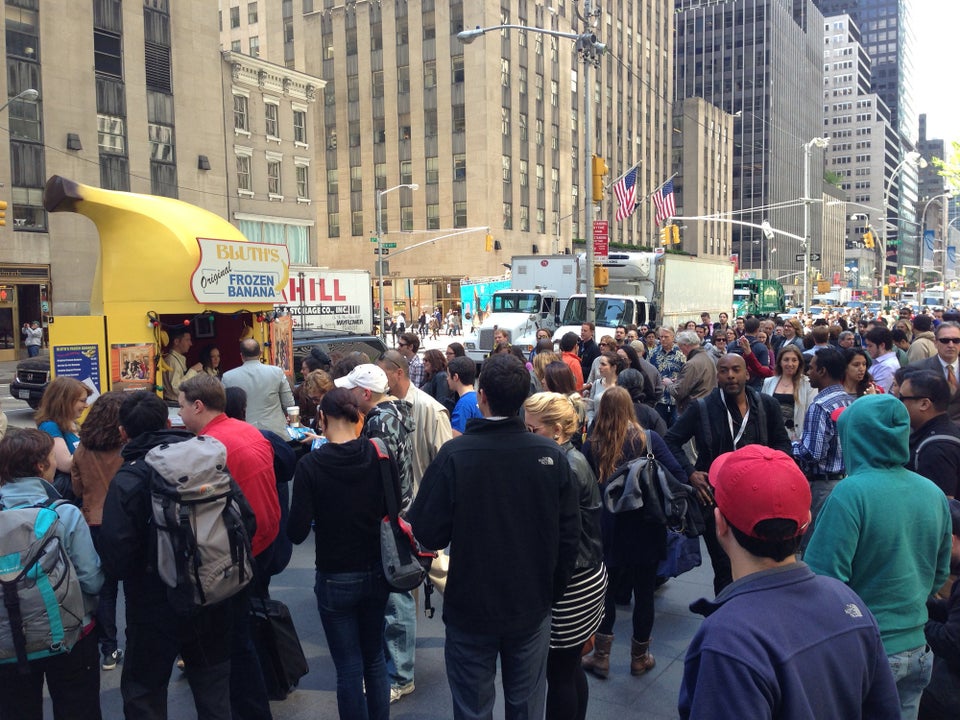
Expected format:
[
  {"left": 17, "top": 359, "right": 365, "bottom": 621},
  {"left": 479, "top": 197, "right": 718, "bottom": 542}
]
[{"left": 277, "top": 269, "right": 373, "bottom": 334}]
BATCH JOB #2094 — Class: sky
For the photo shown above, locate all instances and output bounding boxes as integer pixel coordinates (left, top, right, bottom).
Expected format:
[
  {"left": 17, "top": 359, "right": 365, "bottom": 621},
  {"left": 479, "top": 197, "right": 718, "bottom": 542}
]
[{"left": 911, "top": 2, "right": 957, "bottom": 149}]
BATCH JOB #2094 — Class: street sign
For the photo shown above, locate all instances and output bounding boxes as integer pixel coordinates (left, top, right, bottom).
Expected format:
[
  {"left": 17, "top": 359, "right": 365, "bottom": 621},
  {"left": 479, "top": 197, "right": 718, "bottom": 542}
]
[
  {"left": 795, "top": 254, "right": 804, "bottom": 262},
  {"left": 383, "top": 242, "right": 397, "bottom": 248},
  {"left": 370, "top": 237, "right": 378, "bottom": 243},
  {"left": 374, "top": 248, "right": 389, "bottom": 255},
  {"left": 810, "top": 254, "right": 821, "bottom": 262},
  {"left": 593, "top": 220, "right": 609, "bottom": 259}
]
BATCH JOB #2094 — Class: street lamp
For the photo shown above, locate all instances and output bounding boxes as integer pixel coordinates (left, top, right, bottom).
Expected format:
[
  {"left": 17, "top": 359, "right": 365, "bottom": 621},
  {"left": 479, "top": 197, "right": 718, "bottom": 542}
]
[
  {"left": 880, "top": 150, "right": 926, "bottom": 297},
  {"left": 376, "top": 183, "right": 418, "bottom": 343},
  {"left": 0, "top": 88, "right": 39, "bottom": 114},
  {"left": 920, "top": 190, "right": 953, "bottom": 292},
  {"left": 802, "top": 136, "right": 830, "bottom": 314},
  {"left": 457, "top": 3, "right": 605, "bottom": 322}
]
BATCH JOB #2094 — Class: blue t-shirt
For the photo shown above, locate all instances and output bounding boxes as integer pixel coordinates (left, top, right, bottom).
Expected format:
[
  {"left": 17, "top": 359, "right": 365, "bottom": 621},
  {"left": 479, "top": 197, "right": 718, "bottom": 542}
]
[
  {"left": 39, "top": 420, "right": 80, "bottom": 455},
  {"left": 451, "top": 390, "right": 482, "bottom": 433}
]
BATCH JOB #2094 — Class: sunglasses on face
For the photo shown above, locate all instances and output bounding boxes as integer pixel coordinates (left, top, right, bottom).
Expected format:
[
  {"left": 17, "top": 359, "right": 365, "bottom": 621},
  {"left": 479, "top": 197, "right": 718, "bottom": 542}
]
[{"left": 938, "top": 337, "right": 960, "bottom": 344}]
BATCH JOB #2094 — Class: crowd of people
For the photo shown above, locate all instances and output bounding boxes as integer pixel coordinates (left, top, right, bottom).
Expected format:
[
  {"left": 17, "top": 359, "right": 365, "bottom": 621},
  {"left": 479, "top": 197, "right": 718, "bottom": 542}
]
[{"left": 1, "top": 303, "right": 959, "bottom": 720}]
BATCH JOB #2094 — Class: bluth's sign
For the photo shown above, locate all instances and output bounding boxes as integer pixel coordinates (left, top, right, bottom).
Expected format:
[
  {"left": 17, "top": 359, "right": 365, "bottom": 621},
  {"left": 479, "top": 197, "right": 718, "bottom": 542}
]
[{"left": 191, "top": 238, "right": 290, "bottom": 304}]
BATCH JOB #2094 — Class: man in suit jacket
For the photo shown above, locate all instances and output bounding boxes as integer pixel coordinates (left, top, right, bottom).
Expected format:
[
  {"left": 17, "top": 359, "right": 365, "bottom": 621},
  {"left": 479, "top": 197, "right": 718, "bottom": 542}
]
[
  {"left": 222, "top": 338, "right": 296, "bottom": 437},
  {"left": 909, "top": 321, "right": 960, "bottom": 425},
  {"left": 667, "top": 330, "right": 717, "bottom": 414}
]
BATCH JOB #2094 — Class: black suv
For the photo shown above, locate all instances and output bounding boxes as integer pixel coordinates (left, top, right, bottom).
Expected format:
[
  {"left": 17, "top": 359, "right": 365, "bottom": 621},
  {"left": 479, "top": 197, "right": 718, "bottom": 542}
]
[
  {"left": 292, "top": 329, "right": 387, "bottom": 379},
  {"left": 11, "top": 356, "right": 50, "bottom": 410}
]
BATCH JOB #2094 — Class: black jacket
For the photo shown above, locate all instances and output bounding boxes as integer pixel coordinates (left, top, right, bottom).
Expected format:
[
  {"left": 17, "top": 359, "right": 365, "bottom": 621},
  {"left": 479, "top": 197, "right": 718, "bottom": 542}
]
[
  {"left": 908, "top": 413, "right": 960, "bottom": 498},
  {"left": 924, "top": 578, "right": 960, "bottom": 715},
  {"left": 664, "top": 387, "right": 791, "bottom": 478},
  {"left": 407, "top": 417, "right": 580, "bottom": 635},
  {"left": 580, "top": 338, "right": 600, "bottom": 379},
  {"left": 562, "top": 442, "right": 604, "bottom": 571},
  {"left": 99, "top": 429, "right": 257, "bottom": 622}
]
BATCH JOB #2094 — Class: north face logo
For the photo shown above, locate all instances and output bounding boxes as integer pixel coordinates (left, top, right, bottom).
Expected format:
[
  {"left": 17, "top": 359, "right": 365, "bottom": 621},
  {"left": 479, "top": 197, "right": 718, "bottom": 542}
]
[
  {"left": 844, "top": 603, "right": 863, "bottom": 618},
  {"left": 538, "top": 457, "right": 554, "bottom": 466}
]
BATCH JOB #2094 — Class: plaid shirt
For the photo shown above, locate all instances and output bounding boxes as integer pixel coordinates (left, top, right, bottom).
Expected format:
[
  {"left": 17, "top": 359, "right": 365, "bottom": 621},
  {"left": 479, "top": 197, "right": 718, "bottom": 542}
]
[
  {"left": 409, "top": 353, "right": 425, "bottom": 388},
  {"left": 792, "top": 384, "right": 854, "bottom": 476}
]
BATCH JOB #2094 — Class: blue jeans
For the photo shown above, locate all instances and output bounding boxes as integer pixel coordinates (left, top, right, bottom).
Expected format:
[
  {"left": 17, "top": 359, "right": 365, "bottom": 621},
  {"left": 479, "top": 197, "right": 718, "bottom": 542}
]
[
  {"left": 888, "top": 644, "right": 934, "bottom": 720},
  {"left": 316, "top": 569, "right": 391, "bottom": 720},
  {"left": 444, "top": 614, "right": 551, "bottom": 720},
  {"left": 27, "top": 344, "right": 40, "bottom": 357},
  {"left": 384, "top": 590, "right": 416, "bottom": 689}
]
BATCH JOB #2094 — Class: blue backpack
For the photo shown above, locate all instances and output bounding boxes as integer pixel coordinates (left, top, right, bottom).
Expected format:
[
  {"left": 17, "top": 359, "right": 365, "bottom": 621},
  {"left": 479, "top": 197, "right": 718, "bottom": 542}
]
[{"left": 0, "top": 500, "right": 85, "bottom": 671}]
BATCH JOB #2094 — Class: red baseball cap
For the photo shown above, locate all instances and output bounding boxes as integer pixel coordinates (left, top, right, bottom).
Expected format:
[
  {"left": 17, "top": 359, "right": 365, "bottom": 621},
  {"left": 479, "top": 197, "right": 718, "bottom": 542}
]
[{"left": 709, "top": 446, "right": 811, "bottom": 538}]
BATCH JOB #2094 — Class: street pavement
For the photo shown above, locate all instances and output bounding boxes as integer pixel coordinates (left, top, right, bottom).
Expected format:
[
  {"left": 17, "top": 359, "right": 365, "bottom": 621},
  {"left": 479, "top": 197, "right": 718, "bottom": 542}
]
[{"left": 1, "top": 348, "right": 714, "bottom": 719}]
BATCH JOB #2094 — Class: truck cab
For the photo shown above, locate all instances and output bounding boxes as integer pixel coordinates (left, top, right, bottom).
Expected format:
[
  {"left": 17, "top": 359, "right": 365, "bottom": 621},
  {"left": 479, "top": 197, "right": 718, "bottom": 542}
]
[{"left": 464, "top": 288, "right": 560, "bottom": 363}]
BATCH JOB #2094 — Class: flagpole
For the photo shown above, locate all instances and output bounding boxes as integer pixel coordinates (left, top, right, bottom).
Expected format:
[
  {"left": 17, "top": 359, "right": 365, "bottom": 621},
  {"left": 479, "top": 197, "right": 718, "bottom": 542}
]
[
  {"left": 648, "top": 172, "right": 678, "bottom": 205},
  {"left": 605, "top": 162, "right": 640, "bottom": 192}
]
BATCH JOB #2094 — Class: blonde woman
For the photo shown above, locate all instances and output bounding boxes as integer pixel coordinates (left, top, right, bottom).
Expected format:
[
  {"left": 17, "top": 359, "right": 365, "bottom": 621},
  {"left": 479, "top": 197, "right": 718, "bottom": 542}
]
[
  {"left": 761, "top": 345, "right": 816, "bottom": 442},
  {"left": 523, "top": 392, "right": 606, "bottom": 720}
]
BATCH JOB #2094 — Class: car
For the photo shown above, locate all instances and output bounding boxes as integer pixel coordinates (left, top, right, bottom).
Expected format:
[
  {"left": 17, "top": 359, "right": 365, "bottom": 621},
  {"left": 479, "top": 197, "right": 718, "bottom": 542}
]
[
  {"left": 10, "top": 356, "right": 50, "bottom": 410},
  {"left": 292, "top": 329, "right": 388, "bottom": 381}
]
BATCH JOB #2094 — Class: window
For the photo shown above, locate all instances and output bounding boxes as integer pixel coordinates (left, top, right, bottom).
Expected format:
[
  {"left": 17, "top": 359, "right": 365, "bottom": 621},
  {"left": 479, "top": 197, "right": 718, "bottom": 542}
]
[
  {"left": 97, "top": 114, "right": 126, "bottom": 154},
  {"left": 519, "top": 160, "right": 528, "bottom": 187},
  {"left": 230, "top": 6, "right": 240, "bottom": 28},
  {"left": 397, "top": 66, "right": 409, "bottom": 94},
  {"left": 375, "top": 162, "right": 386, "bottom": 190},
  {"left": 148, "top": 123, "right": 174, "bottom": 162},
  {"left": 452, "top": 56, "right": 464, "bottom": 83},
  {"left": 401, "top": 207, "right": 413, "bottom": 232},
  {"left": 350, "top": 166, "right": 362, "bottom": 192},
  {"left": 520, "top": 205, "right": 529, "bottom": 231},
  {"left": 248, "top": 36, "right": 259, "bottom": 56},
  {"left": 293, "top": 110, "right": 306, "bottom": 144},
  {"left": 248, "top": 2, "right": 258, "bottom": 23},
  {"left": 536, "top": 208, "right": 545, "bottom": 233},
  {"left": 296, "top": 165, "right": 309, "bottom": 198},
  {"left": 452, "top": 104, "right": 465, "bottom": 133},
  {"left": 400, "top": 160, "right": 413, "bottom": 185},
  {"left": 453, "top": 153, "right": 466, "bottom": 181},
  {"left": 265, "top": 103, "right": 279, "bottom": 138},
  {"left": 427, "top": 204, "right": 440, "bottom": 230},
  {"left": 347, "top": 75, "right": 359, "bottom": 102},
  {"left": 328, "top": 212, "right": 340, "bottom": 238},
  {"left": 503, "top": 202, "right": 513, "bottom": 229},
  {"left": 233, "top": 95, "right": 249, "bottom": 131},
  {"left": 94, "top": 30, "right": 122, "bottom": 77},
  {"left": 267, "top": 159, "right": 281, "bottom": 195},
  {"left": 519, "top": 113, "right": 527, "bottom": 141},
  {"left": 351, "top": 210, "right": 364, "bottom": 236},
  {"left": 424, "top": 61, "right": 437, "bottom": 88},
  {"left": 536, "top": 164, "right": 544, "bottom": 191},
  {"left": 424, "top": 110, "right": 438, "bottom": 137},
  {"left": 426, "top": 156, "right": 438, "bottom": 184},
  {"left": 231, "top": 39, "right": 242, "bottom": 52},
  {"left": 454, "top": 201, "right": 467, "bottom": 228},
  {"left": 372, "top": 70, "right": 384, "bottom": 98},
  {"left": 501, "top": 58, "right": 510, "bottom": 87},
  {"left": 326, "top": 168, "right": 338, "bottom": 194},
  {"left": 237, "top": 154, "right": 252, "bottom": 191},
  {"left": 8, "top": 94, "right": 41, "bottom": 142},
  {"left": 502, "top": 156, "right": 511, "bottom": 182}
]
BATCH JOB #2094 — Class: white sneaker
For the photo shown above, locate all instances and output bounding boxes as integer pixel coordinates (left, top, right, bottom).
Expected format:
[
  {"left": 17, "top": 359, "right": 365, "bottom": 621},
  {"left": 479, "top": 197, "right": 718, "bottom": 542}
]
[{"left": 390, "top": 682, "right": 415, "bottom": 703}]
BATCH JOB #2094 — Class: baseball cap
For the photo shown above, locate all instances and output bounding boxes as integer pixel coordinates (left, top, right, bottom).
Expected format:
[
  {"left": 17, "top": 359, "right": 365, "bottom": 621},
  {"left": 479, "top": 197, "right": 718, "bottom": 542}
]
[
  {"left": 334, "top": 363, "right": 389, "bottom": 394},
  {"left": 709, "top": 446, "right": 811, "bottom": 539}
]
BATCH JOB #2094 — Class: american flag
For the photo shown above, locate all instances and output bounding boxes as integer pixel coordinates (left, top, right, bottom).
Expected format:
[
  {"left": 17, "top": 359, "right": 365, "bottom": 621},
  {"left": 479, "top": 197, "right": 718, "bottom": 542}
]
[
  {"left": 652, "top": 179, "right": 676, "bottom": 225},
  {"left": 613, "top": 166, "right": 639, "bottom": 221}
]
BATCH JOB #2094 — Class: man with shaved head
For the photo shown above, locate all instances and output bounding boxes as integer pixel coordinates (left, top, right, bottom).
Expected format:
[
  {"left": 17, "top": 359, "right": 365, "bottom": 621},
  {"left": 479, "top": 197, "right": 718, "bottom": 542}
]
[
  {"left": 222, "top": 338, "right": 296, "bottom": 438},
  {"left": 665, "top": 354, "right": 792, "bottom": 594}
]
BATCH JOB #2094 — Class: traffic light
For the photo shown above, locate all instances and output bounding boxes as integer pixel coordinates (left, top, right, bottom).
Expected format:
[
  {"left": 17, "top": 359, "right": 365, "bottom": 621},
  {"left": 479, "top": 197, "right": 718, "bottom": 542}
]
[
  {"left": 863, "top": 230, "right": 874, "bottom": 249},
  {"left": 0, "top": 200, "right": 7, "bottom": 227},
  {"left": 659, "top": 226, "right": 669, "bottom": 245},
  {"left": 485, "top": 233, "right": 494, "bottom": 252},
  {"left": 591, "top": 155, "right": 608, "bottom": 202},
  {"left": 671, "top": 224, "right": 680, "bottom": 245}
]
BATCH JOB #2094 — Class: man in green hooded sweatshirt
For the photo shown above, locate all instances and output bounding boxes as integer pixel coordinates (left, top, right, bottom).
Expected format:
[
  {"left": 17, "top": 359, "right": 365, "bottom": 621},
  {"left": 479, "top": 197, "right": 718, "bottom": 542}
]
[{"left": 805, "top": 394, "right": 952, "bottom": 720}]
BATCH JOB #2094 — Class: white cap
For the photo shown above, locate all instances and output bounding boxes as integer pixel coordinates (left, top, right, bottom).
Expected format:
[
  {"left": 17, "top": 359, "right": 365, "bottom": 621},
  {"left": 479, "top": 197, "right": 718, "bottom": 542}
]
[{"left": 334, "top": 363, "right": 389, "bottom": 394}]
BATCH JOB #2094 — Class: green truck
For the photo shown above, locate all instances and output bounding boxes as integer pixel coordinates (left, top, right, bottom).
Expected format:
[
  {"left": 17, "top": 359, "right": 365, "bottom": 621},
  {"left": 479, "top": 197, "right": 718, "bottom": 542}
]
[{"left": 732, "top": 279, "right": 785, "bottom": 317}]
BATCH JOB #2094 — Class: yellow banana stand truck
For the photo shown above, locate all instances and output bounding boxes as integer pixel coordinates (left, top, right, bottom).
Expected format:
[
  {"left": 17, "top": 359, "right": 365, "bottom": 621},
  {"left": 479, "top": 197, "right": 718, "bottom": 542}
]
[{"left": 42, "top": 175, "right": 293, "bottom": 400}]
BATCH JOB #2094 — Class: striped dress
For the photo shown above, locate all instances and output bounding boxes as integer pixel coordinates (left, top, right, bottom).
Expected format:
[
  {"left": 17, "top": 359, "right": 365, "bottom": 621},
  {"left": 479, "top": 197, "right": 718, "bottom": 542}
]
[{"left": 550, "top": 562, "right": 608, "bottom": 649}]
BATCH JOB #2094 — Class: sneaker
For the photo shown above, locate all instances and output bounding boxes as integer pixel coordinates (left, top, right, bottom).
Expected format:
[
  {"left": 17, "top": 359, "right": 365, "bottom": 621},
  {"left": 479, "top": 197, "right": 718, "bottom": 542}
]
[
  {"left": 102, "top": 649, "right": 123, "bottom": 671},
  {"left": 390, "top": 682, "right": 415, "bottom": 703}
]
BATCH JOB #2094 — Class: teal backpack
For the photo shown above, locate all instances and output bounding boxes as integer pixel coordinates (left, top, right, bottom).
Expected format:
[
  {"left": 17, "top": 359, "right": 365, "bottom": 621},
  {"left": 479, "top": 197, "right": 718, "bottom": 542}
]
[{"left": 0, "top": 500, "right": 85, "bottom": 672}]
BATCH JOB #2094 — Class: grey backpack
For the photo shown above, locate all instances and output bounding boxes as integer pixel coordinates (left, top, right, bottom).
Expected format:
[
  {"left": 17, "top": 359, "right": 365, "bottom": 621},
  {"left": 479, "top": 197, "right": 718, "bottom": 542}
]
[
  {"left": 0, "top": 500, "right": 85, "bottom": 671},
  {"left": 146, "top": 435, "right": 253, "bottom": 614}
]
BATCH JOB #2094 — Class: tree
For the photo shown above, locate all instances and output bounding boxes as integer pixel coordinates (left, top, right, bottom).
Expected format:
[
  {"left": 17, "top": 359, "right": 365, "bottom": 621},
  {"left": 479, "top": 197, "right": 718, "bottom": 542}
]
[{"left": 932, "top": 140, "right": 960, "bottom": 192}]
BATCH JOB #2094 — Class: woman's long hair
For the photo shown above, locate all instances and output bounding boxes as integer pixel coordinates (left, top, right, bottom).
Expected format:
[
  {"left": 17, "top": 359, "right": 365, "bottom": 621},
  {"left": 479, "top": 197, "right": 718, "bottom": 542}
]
[
  {"left": 774, "top": 344, "right": 806, "bottom": 406},
  {"left": 35, "top": 376, "right": 90, "bottom": 436},
  {"left": 78, "top": 391, "right": 126, "bottom": 451},
  {"left": 543, "top": 360, "right": 579, "bottom": 395},
  {"left": 843, "top": 346, "right": 876, "bottom": 397},
  {"left": 589, "top": 386, "right": 644, "bottom": 482},
  {"left": 423, "top": 349, "right": 447, "bottom": 378}
]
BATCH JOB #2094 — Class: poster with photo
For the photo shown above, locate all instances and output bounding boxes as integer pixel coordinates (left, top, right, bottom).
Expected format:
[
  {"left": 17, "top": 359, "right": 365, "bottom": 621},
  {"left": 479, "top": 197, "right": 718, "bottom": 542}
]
[
  {"left": 271, "top": 315, "right": 293, "bottom": 379},
  {"left": 53, "top": 345, "right": 102, "bottom": 401},
  {"left": 111, "top": 343, "right": 156, "bottom": 392}
]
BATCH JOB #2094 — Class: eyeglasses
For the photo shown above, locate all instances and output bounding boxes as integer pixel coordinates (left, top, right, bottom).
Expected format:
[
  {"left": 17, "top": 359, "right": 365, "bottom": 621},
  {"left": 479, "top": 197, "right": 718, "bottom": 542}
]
[
  {"left": 898, "top": 395, "right": 929, "bottom": 402},
  {"left": 938, "top": 337, "right": 960, "bottom": 344},
  {"left": 397, "top": 342, "right": 409, "bottom": 348}
]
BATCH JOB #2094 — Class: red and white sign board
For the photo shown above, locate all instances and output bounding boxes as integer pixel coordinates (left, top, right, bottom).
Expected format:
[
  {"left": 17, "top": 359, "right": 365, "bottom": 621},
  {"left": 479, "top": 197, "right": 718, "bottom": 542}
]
[{"left": 593, "top": 220, "right": 609, "bottom": 259}]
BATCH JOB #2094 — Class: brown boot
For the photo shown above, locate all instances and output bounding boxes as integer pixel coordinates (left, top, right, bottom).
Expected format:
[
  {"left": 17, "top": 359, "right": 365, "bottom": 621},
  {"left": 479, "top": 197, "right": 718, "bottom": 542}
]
[
  {"left": 630, "top": 638, "right": 656, "bottom": 676},
  {"left": 581, "top": 633, "right": 614, "bottom": 679}
]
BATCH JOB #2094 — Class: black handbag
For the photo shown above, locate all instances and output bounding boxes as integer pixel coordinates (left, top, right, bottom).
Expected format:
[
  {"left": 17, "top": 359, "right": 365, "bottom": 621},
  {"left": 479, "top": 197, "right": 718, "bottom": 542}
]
[
  {"left": 249, "top": 596, "right": 309, "bottom": 701},
  {"left": 603, "top": 431, "right": 705, "bottom": 538}
]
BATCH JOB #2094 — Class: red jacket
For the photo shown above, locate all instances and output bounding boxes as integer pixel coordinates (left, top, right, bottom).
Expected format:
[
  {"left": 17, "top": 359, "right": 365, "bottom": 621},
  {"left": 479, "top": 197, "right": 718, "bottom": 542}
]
[
  {"left": 562, "top": 351, "right": 585, "bottom": 389},
  {"left": 201, "top": 413, "right": 279, "bottom": 556}
]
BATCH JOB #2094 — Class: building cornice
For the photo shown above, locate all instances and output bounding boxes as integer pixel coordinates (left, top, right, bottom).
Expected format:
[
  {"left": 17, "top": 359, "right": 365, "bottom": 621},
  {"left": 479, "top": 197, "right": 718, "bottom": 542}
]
[{"left": 222, "top": 51, "right": 324, "bottom": 102}]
